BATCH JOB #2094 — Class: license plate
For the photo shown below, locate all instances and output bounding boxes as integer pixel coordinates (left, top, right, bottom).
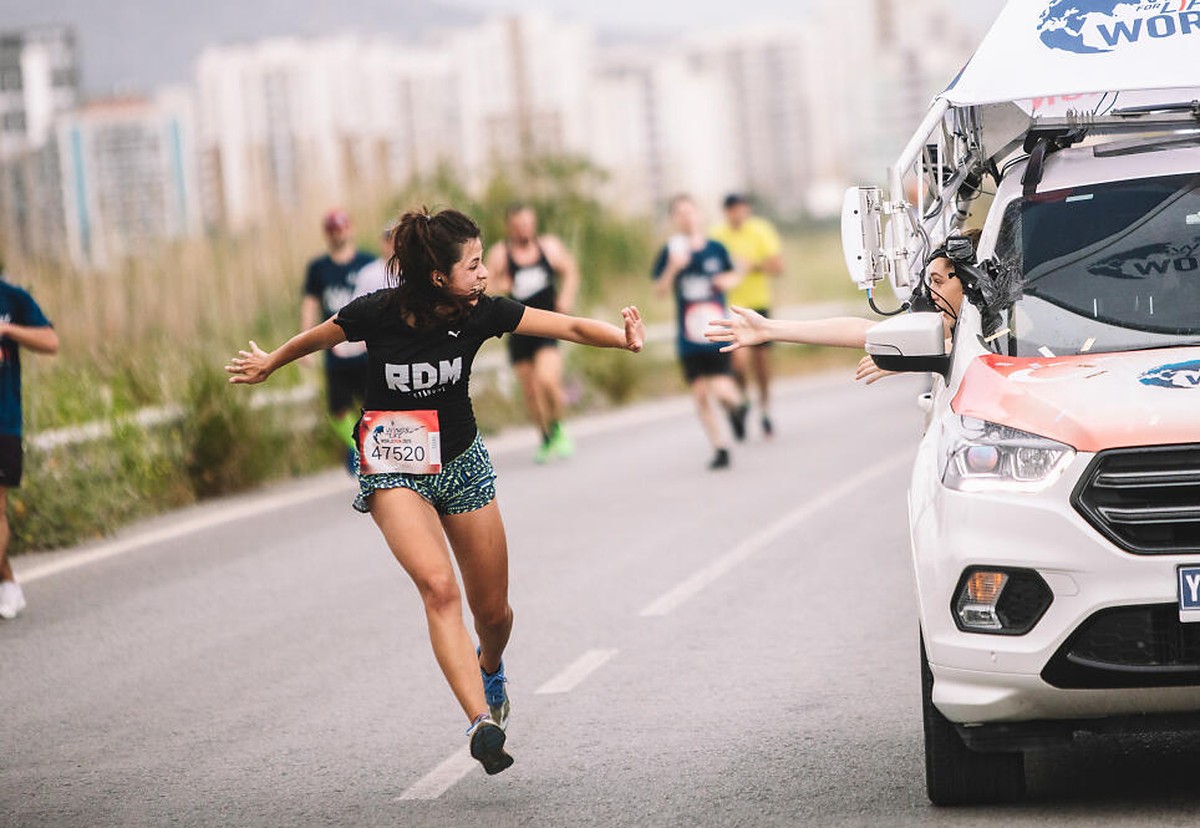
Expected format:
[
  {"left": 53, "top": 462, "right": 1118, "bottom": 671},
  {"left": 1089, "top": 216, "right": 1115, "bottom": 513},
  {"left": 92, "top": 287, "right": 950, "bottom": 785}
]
[{"left": 1178, "top": 565, "right": 1200, "bottom": 623}]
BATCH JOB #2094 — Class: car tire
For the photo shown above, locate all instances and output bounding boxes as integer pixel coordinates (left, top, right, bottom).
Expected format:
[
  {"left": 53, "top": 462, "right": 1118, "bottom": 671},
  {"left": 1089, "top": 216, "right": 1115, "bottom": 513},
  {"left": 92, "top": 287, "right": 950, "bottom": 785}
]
[{"left": 921, "top": 634, "right": 1026, "bottom": 805}]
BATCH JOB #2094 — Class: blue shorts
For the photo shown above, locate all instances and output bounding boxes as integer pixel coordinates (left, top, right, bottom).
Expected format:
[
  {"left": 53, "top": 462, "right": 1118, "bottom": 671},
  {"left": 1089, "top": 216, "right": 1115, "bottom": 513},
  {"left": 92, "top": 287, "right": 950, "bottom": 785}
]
[{"left": 353, "top": 432, "right": 497, "bottom": 516}]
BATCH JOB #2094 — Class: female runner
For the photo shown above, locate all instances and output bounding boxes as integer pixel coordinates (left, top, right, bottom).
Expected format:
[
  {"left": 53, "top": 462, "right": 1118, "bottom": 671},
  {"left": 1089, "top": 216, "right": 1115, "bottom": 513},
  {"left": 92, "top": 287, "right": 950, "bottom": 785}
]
[{"left": 227, "top": 208, "right": 643, "bottom": 775}]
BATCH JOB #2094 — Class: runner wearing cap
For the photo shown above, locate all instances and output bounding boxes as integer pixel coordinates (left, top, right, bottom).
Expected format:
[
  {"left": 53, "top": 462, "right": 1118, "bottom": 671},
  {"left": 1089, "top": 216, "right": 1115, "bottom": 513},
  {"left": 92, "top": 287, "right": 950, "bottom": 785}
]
[
  {"left": 302, "top": 209, "right": 377, "bottom": 470},
  {"left": 228, "top": 207, "right": 644, "bottom": 776},
  {"left": 710, "top": 194, "right": 784, "bottom": 437}
]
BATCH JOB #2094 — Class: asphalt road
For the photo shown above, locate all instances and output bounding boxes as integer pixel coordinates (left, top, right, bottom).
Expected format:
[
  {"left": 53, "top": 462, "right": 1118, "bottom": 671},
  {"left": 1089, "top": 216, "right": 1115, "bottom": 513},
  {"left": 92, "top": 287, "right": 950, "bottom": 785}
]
[{"left": 5, "top": 371, "right": 1200, "bottom": 827}]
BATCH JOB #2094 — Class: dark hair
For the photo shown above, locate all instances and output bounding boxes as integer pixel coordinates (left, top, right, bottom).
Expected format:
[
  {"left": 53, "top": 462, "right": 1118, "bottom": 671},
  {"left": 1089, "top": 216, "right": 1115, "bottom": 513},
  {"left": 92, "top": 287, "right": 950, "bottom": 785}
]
[{"left": 388, "top": 207, "right": 481, "bottom": 330}]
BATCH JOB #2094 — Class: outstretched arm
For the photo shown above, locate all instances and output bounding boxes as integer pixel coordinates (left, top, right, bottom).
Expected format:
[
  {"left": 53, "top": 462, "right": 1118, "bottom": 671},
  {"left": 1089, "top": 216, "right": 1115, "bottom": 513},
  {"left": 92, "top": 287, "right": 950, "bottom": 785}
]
[
  {"left": 0, "top": 323, "right": 58, "bottom": 355},
  {"left": 705, "top": 305, "right": 876, "bottom": 352},
  {"left": 226, "top": 318, "right": 347, "bottom": 384},
  {"left": 515, "top": 305, "right": 644, "bottom": 352}
]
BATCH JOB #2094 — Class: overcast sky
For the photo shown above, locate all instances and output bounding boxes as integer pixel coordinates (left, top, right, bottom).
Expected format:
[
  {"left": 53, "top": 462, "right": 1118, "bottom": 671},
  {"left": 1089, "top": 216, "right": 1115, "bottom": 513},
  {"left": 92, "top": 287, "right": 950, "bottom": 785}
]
[
  {"left": 448, "top": 0, "right": 1008, "bottom": 35},
  {"left": 1, "top": 0, "right": 1009, "bottom": 94}
]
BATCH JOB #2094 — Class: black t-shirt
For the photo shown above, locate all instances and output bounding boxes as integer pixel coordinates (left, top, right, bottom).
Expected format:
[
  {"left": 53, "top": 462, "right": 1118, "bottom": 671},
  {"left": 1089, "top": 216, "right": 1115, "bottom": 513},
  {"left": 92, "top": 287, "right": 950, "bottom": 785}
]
[
  {"left": 304, "top": 250, "right": 376, "bottom": 366},
  {"left": 335, "top": 292, "right": 527, "bottom": 461}
]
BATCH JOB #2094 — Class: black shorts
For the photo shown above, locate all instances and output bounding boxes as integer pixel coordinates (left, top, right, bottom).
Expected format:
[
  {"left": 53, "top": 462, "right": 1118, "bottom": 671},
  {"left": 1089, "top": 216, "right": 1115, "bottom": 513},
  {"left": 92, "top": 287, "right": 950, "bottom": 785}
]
[
  {"left": 325, "top": 359, "right": 368, "bottom": 414},
  {"left": 680, "top": 351, "right": 733, "bottom": 383},
  {"left": 507, "top": 333, "right": 557, "bottom": 365},
  {"left": 0, "top": 434, "right": 24, "bottom": 488}
]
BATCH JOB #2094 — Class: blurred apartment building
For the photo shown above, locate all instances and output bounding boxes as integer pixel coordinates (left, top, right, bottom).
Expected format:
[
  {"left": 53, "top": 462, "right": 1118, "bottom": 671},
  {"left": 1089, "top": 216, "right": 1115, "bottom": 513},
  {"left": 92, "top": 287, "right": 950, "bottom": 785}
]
[
  {"left": 54, "top": 90, "right": 202, "bottom": 267},
  {"left": 195, "top": 14, "right": 590, "bottom": 231},
  {"left": 0, "top": 25, "right": 79, "bottom": 161},
  {"left": 589, "top": 46, "right": 735, "bottom": 216},
  {"left": 0, "top": 25, "right": 80, "bottom": 263},
  {"left": 0, "top": 25, "right": 201, "bottom": 268},
  {"left": 195, "top": 36, "right": 457, "bottom": 230},
  {"left": 588, "top": 0, "right": 975, "bottom": 218},
  {"left": 0, "top": 1, "right": 982, "bottom": 266}
]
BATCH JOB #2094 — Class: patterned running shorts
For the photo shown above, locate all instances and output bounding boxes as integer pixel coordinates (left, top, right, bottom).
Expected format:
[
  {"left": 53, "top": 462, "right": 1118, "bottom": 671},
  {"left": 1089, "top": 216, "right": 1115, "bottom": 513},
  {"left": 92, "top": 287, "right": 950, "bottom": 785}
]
[{"left": 353, "top": 432, "right": 497, "bottom": 516}]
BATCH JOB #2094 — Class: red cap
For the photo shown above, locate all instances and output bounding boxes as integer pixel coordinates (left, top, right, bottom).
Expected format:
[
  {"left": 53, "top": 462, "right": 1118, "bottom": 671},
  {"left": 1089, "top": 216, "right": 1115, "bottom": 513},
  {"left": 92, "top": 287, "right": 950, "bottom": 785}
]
[{"left": 322, "top": 209, "right": 350, "bottom": 232}]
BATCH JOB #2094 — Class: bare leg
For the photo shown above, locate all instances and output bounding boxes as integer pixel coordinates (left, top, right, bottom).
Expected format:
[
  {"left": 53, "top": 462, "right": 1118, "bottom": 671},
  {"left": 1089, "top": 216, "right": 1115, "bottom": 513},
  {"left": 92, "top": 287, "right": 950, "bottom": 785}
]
[
  {"left": 730, "top": 346, "right": 751, "bottom": 399},
  {"left": 692, "top": 378, "right": 727, "bottom": 450},
  {"left": 442, "top": 501, "right": 513, "bottom": 675},
  {"left": 710, "top": 375, "right": 743, "bottom": 411},
  {"left": 531, "top": 346, "right": 565, "bottom": 428},
  {"left": 751, "top": 345, "right": 772, "bottom": 418},
  {"left": 370, "top": 487, "right": 487, "bottom": 723},
  {"left": 514, "top": 360, "right": 548, "bottom": 438},
  {"left": 0, "top": 488, "right": 11, "bottom": 583}
]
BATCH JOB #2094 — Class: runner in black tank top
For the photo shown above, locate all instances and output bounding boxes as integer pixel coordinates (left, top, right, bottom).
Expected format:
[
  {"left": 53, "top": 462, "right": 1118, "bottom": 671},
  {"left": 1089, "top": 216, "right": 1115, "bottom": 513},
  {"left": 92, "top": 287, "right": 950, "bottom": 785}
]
[
  {"left": 486, "top": 204, "right": 581, "bottom": 463},
  {"left": 504, "top": 242, "right": 558, "bottom": 362}
]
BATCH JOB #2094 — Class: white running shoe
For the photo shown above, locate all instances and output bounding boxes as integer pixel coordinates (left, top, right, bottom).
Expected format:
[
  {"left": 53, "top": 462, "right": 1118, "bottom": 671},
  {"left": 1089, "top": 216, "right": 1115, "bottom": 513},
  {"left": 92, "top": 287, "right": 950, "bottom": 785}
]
[{"left": 0, "top": 580, "right": 26, "bottom": 620}]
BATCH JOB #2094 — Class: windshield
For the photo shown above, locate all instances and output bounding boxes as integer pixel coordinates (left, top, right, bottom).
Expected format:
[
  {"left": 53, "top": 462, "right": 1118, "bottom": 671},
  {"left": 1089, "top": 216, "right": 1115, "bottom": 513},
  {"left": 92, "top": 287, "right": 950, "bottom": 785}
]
[{"left": 993, "top": 172, "right": 1200, "bottom": 357}]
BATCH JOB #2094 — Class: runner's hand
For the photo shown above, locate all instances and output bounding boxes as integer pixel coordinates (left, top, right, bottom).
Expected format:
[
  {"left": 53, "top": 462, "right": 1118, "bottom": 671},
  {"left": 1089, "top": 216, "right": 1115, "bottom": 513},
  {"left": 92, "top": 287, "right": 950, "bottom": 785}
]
[
  {"left": 705, "top": 305, "right": 768, "bottom": 352},
  {"left": 226, "top": 341, "right": 273, "bottom": 385},
  {"left": 622, "top": 306, "right": 644, "bottom": 353},
  {"left": 855, "top": 354, "right": 894, "bottom": 385}
]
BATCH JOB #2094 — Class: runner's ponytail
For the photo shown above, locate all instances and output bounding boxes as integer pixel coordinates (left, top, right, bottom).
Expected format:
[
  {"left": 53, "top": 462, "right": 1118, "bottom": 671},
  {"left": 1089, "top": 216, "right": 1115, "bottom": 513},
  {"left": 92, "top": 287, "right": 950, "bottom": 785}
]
[{"left": 390, "top": 208, "right": 482, "bottom": 330}]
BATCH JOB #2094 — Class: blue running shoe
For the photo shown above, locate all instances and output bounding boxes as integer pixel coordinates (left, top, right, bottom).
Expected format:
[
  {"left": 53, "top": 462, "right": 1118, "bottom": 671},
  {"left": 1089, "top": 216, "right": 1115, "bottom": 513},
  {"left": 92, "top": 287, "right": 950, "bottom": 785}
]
[{"left": 478, "top": 649, "right": 511, "bottom": 731}]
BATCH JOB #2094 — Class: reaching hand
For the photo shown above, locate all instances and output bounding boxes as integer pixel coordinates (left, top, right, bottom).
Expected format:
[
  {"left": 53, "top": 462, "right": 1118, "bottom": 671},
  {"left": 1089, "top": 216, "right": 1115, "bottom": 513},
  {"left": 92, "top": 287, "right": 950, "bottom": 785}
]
[
  {"left": 704, "top": 305, "right": 769, "bottom": 352},
  {"left": 225, "top": 340, "right": 273, "bottom": 385},
  {"left": 855, "top": 354, "right": 895, "bottom": 385},
  {"left": 622, "top": 306, "right": 644, "bottom": 353}
]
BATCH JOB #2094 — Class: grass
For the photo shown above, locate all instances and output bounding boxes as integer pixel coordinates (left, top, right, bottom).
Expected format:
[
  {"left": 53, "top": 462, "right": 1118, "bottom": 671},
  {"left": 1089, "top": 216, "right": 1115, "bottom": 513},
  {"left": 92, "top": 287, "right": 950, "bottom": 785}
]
[{"left": 2, "top": 159, "right": 869, "bottom": 554}]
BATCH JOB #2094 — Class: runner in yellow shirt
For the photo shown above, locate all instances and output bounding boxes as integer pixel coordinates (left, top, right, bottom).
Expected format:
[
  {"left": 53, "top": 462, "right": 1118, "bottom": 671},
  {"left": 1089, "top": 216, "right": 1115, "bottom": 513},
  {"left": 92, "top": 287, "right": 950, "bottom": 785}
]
[{"left": 709, "top": 194, "right": 784, "bottom": 437}]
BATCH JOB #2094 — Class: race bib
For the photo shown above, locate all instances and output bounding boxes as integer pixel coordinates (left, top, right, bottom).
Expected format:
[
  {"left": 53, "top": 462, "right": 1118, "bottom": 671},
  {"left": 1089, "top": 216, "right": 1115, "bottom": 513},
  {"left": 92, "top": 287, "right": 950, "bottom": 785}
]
[
  {"left": 357, "top": 410, "right": 442, "bottom": 475},
  {"left": 683, "top": 301, "right": 726, "bottom": 344},
  {"left": 512, "top": 265, "right": 551, "bottom": 301}
]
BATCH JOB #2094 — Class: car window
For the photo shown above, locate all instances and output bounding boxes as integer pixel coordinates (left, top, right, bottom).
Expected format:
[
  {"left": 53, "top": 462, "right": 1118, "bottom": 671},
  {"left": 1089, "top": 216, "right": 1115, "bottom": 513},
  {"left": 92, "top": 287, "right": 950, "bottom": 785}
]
[{"left": 994, "top": 173, "right": 1200, "bottom": 357}]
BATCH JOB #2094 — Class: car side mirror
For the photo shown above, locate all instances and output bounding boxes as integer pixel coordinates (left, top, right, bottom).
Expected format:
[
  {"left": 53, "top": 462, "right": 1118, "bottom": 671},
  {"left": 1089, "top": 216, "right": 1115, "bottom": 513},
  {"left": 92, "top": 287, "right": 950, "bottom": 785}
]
[{"left": 866, "top": 312, "right": 950, "bottom": 377}]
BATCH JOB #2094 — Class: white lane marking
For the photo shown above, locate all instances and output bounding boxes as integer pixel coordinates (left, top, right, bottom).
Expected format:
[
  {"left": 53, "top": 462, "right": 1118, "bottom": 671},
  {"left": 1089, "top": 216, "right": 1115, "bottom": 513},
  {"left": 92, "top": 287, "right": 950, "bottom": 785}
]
[
  {"left": 535, "top": 648, "right": 619, "bottom": 695},
  {"left": 398, "top": 647, "right": 620, "bottom": 801},
  {"left": 396, "top": 749, "right": 478, "bottom": 801},
  {"left": 639, "top": 451, "right": 912, "bottom": 617},
  {"left": 17, "top": 476, "right": 353, "bottom": 584}
]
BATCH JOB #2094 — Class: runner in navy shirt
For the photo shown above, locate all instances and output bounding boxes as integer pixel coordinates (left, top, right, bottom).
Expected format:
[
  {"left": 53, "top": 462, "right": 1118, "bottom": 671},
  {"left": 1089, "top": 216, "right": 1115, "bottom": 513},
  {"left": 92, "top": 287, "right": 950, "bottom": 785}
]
[
  {"left": 302, "top": 209, "right": 376, "bottom": 469},
  {"left": 228, "top": 208, "right": 643, "bottom": 775},
  {"left": 653, "top": 194, "right": 745, "bottom": 469},
  {"left": 0, "top": 275, "right": 59, "bottom": 621}
]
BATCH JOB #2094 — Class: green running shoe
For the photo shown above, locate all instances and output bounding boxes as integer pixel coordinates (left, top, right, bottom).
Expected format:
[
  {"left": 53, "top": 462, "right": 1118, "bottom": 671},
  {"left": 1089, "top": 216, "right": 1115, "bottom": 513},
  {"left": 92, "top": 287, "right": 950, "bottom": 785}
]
[{"left": 549, "top": 423, "right": 574, "bottom": 458}]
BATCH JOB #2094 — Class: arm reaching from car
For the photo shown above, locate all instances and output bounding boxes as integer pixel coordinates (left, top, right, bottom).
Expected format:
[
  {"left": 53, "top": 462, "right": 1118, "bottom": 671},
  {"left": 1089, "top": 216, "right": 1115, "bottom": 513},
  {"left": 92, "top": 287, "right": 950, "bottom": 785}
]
[{"left": 705, "top": 306, "right": 877, "bottom": 352}]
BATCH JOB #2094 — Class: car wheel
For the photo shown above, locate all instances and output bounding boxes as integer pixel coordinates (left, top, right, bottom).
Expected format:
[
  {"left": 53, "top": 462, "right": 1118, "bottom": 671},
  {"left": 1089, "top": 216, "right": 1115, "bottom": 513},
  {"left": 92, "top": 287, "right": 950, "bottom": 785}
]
[{"left": 921, "top": 634, "right": 1026, "bottom": 805}]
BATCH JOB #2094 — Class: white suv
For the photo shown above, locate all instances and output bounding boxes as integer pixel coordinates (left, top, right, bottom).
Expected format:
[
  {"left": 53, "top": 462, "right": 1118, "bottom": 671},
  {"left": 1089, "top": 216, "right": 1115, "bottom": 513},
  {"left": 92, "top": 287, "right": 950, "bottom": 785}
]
[
  {"left": 842, "top": 1, "right": 1200, "bottom": 804},
  {"left": 873, "top": 137, "right": 1200, "bottom": 804}
]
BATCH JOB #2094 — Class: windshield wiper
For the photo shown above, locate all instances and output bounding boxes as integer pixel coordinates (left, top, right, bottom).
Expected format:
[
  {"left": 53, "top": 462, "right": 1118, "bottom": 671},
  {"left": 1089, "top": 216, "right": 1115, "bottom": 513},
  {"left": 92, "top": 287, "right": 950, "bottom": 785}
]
[
  {"left": 1094, "top": 132, "right": 1200, "bottom": 157},
  {"left": 1112, "top": 100, "right": 1200, "bottom": 118}
]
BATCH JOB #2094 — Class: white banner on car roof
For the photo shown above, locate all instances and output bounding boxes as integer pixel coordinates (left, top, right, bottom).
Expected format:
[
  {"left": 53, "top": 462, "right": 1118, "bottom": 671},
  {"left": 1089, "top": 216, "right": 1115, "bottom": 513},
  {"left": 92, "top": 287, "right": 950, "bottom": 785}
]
[{"left": 944, "top": 0, "right": 1200, "bottom": 107}]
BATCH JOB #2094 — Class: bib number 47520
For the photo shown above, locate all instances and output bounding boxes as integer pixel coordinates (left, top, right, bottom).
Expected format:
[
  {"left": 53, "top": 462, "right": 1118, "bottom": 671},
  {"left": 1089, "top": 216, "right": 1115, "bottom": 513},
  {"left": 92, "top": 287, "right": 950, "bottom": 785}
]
[{"left": 358, "top": 410, "right": 442, "bottom": 475}]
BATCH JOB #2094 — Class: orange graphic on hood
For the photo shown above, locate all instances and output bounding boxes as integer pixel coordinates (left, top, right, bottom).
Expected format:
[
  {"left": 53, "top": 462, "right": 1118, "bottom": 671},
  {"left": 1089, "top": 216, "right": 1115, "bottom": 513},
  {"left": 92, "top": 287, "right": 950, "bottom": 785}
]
[{"left": 951, "top": 350, "right": 1200, "bottom": 452}]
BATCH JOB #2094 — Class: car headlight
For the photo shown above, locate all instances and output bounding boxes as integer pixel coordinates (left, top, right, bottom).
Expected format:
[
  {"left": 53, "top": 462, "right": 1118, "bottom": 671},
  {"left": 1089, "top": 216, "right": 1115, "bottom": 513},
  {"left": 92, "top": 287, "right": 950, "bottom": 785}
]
[{"left": 940, "top": 415, "right": 1075, "bottom": 493}]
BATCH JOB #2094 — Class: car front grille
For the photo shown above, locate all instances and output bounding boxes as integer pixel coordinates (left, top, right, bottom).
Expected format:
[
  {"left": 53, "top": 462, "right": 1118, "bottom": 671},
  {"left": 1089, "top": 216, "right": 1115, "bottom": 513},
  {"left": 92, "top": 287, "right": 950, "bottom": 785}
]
[
  {"left": 1042, "top": 603, "right": 1200, "bottom": 689},
  {"left": 1072, "top": 445, "right": 1200, "bottom": 554}
]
